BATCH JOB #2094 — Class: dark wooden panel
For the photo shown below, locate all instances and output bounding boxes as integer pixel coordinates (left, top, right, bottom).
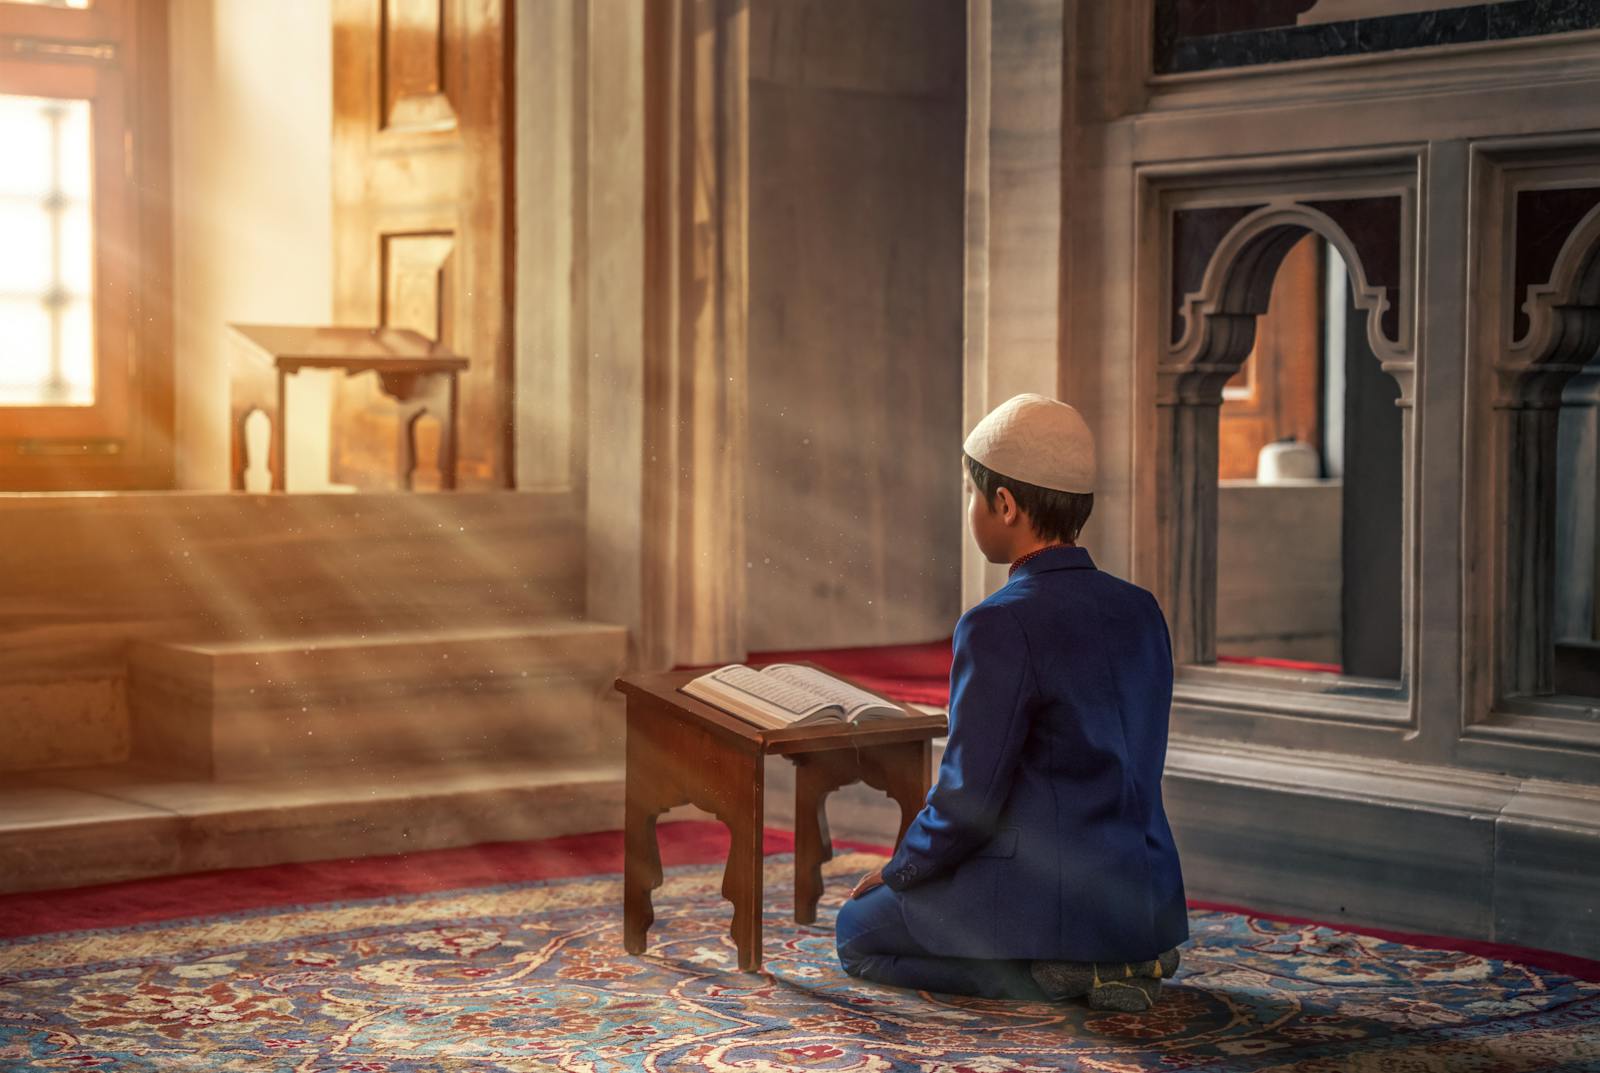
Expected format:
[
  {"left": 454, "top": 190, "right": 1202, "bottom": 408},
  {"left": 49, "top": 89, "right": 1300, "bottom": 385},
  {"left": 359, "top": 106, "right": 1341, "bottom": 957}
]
[
  {"left": 334, "top": 0, "right": 511, "bottom": 489},
  {"left": 383, "top": 231, "right": 454, "bottom": 340},
  {"left": 381, "top": 0, "right": 455, "bottom": 131}
]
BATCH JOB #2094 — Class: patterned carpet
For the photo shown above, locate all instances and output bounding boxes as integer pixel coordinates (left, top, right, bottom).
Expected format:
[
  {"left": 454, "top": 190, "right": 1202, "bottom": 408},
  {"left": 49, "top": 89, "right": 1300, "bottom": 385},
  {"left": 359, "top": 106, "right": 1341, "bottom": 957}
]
[{"left": 2, "top": 835, "right": 1599, "bottom": 1072}]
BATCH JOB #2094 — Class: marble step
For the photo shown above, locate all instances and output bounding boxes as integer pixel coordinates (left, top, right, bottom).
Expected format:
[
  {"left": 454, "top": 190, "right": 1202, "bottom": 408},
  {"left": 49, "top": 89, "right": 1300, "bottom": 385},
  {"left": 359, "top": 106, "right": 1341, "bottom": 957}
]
[
  {"left": 0, "top": 759, "right": 625, "bottom": 895},
  {"left": 128, "top": 621, "right": 628, "bottom": 778}
]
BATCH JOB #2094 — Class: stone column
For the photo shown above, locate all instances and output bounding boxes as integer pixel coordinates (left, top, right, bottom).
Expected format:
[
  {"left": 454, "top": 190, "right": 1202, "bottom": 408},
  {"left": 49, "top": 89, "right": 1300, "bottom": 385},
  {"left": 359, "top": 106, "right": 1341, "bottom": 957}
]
[{"left": 639, "top": 0, "right": 749, "bottom": 669}]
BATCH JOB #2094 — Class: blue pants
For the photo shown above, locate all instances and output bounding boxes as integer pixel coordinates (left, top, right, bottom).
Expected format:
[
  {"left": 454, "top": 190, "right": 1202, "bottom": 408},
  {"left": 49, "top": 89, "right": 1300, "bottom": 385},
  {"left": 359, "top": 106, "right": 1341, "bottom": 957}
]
[{"left": 835, "top": 885, "right": 1047, "bottom": 1000}]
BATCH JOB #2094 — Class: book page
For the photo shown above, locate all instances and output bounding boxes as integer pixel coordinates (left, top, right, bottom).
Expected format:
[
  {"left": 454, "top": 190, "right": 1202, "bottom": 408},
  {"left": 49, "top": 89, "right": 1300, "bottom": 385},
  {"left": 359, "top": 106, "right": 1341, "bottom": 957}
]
[
  {"left": 761, "top": 664, "right": 902, "bottom": 720},
  {"left": 693, "top": 665, "right": 840, "bottom": 722}
]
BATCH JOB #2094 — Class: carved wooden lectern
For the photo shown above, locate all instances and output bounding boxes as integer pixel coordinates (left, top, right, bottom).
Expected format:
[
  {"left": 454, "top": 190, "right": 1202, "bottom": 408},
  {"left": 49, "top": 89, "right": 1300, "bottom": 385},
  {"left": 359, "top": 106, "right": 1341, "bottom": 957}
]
[
  {"left": 614, "top": 665, "right": 946, "bottom": 972},
  {"left": 227, "top": 324, "right": 468, "bottom": 492}
]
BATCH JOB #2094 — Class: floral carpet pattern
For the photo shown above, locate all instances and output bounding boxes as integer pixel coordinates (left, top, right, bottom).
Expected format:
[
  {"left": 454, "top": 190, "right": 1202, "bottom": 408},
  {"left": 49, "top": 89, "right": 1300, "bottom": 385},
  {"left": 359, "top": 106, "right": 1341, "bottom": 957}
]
[{"left": 2, "top": 851, "right": 1598, "bottom": 1072}]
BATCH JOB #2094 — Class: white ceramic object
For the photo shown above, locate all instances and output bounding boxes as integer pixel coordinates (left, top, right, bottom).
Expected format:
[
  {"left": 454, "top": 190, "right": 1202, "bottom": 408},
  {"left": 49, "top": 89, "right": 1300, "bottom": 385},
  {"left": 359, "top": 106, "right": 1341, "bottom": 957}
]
[{"left": 1256, "top": 439, "right": 1321, "bottom": 483}]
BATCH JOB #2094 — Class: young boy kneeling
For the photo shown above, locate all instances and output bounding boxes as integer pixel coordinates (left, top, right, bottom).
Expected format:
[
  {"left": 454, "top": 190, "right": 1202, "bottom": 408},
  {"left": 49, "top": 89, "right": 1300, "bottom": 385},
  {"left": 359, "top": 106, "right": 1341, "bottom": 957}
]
[{"left": 835, "top": 393, "right": 1188, "bottom": 1011}]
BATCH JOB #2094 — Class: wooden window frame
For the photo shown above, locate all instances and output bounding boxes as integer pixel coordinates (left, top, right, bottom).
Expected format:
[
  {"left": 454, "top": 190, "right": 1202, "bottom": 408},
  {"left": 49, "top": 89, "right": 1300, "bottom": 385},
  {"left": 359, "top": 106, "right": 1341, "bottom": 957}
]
[{"left": 0, "top": 0, "right": 172, "bottom": 490}]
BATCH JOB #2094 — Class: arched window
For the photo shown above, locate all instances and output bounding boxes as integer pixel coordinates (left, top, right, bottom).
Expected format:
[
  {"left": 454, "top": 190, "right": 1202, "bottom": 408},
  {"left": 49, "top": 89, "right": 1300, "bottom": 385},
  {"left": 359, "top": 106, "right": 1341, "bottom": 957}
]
[
  {"left": 1145, "top": 166, "right": 1419, "bottom": 728},
  {"left": 1213, "top": 236, "right": 1403, "bottom": 682},
  {"left": 1472, "top": 160, "right": 1600, "bottom": 737}
]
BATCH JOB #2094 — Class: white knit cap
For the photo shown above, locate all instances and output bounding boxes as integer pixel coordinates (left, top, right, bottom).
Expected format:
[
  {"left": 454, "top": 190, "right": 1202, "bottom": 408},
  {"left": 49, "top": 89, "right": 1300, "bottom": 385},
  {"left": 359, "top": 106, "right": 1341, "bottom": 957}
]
[{"left": 963, "top": 393, "right": 1095, "bottom": 494}]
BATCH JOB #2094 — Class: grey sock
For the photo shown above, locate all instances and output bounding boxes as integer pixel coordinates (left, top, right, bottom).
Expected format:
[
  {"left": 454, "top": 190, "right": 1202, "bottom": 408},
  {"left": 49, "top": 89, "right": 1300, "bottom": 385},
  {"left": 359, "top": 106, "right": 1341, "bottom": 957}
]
[
  {"left": 1030, "top": 946, "right": 1181, "bottom": 1007},
  {"left": 1029, "top": 959, "right": 1098, "bottom": 1000},
  {"left": 1089, "top": 975, "right": 1161, "bottom": 1012}
]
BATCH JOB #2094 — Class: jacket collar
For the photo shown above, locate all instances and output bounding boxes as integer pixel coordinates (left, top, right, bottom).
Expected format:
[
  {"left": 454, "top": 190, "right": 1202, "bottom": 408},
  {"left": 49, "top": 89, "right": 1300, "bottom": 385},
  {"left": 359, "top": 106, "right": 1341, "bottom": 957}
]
[{"left": 1007, "top": 544, "right": 1095, "bottom": 582}]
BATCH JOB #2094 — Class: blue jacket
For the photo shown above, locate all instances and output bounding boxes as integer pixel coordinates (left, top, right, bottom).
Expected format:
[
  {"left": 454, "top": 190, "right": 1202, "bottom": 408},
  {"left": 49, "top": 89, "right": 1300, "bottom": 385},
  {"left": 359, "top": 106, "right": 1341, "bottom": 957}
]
[{"left": 881, "top": 545, "right": 1188, "bottom": 961}]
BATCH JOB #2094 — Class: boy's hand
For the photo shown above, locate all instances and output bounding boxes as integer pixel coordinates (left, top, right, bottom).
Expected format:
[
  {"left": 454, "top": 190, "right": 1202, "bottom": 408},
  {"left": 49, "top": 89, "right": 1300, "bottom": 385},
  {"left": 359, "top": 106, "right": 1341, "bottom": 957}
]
[{"left": 850, "top": 866, "right": 885, "bottom": 899}]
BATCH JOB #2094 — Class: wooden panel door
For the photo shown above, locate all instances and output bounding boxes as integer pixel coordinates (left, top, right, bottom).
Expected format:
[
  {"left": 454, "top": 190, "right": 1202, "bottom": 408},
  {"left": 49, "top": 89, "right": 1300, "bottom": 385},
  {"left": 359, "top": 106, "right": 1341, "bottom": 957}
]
[
  {"left": 1218, "top": 233, "right": 1322, "bottom": 480},
  {"left": 332, "top": 0, "right": 512, "bottom": 489}
]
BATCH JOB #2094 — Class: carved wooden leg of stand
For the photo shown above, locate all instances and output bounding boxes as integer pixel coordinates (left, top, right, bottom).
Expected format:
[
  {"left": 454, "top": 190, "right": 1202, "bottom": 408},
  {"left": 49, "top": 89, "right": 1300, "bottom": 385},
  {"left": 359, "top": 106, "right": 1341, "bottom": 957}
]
[
  {"left": 623, "top": 717, "right": 673, "bottom": 956},
  {"left": 720, "top": 766, "right": 766, "bottom": 972},
  {"left": 270, "top": 371, "right": 287, "bottom": 491},
  {"left": 392, "top": 374, "right": 456, "bottom": 492},
  {"left": 395, "top": 397, "right": 426, "bottom": 492},
  {"left": 623, "top": 795, "right": 665, "bottom": 956},
  {"left": 793, "top": 752, "right": 857, "bottom": 925},
  {"left": 229, "top": 358, "right": 279, "bottom": 491},
  {"left": 229, "top": 400, "right": 254, "bottom": 491},
  {"left": 437, "top": 372, "right": 459, "bottom": 490},
  {"left": 860, "top": 740, "right": 933, "bottom": 848}
]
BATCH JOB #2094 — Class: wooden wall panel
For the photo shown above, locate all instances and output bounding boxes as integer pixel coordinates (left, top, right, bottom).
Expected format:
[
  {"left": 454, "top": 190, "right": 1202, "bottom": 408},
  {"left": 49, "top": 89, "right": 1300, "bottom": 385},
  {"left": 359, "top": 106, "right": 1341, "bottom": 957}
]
[
  {"left": 382, "top": 0, "right": 453, "bottom": 130},
  {"left": 333, "top": 0, "right": 511, "bottom": 489},
  {"left": 382, "top": 232, "right": 454, "bottom": 339}
]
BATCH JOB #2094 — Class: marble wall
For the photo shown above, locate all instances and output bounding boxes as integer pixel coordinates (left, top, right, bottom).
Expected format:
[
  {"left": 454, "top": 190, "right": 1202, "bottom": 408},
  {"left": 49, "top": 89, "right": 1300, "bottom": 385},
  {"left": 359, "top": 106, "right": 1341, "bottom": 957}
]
[
  {"left": 1216, "top": 481, "right": 1343, "bottom": 665},
  {"left": 963, "top": 0, "right": 1072, "bottom": 606},
  {"left": 743, "top": 0, "right": 966, "bottom": 650},
  {"left": 961, "top": 1, "right": 1600, "bottom": 956},
  {"left": 168, "top": 0, "right": 342, "bottom": 492}
]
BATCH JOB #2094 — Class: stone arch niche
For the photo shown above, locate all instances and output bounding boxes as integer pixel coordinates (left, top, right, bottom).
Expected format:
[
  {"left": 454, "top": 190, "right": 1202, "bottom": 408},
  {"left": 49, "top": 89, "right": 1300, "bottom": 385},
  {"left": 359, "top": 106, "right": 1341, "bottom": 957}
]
[
  {"left": 1495, "top": 192, "right": 1600, "bottom": 700},
  {"left": 1157, "top": 193, "right": 1415, "bottom": 672}
]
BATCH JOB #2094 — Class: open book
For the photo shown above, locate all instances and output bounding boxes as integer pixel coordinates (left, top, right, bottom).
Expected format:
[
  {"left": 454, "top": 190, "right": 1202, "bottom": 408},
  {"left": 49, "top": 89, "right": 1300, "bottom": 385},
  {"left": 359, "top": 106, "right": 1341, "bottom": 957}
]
[{"left": 680, "top": 663, "right": 906, "bottom": 731}]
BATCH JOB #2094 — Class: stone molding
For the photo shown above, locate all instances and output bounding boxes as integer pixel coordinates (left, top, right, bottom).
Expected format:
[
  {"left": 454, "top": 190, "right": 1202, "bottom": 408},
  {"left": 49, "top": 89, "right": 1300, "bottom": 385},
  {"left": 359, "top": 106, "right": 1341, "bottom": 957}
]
[{"left": 766, "top": 733, "right": 1600, "bottom": 960}]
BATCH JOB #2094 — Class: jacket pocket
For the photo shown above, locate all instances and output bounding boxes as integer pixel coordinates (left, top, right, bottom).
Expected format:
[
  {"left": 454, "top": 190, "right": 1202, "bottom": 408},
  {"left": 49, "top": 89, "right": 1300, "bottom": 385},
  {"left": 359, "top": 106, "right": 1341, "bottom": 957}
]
[{"left": 975, "top": 826, "right": 1020, "bottom": 858}]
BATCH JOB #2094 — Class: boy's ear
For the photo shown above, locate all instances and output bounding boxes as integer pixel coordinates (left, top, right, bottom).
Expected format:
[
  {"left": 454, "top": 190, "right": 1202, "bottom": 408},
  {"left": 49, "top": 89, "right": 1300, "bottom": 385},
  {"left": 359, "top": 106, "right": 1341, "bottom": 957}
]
[{"left": 996, "top": 485, "right": 1019, "bottom": 524}]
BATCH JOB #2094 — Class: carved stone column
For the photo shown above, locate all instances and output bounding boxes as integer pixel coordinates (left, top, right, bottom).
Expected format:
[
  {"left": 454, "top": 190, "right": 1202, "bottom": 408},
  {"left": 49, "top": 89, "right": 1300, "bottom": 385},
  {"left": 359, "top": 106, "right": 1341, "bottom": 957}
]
[
  {"left": 1156, "top": 377, "right": 1227, "bottom": 666},
  {"left": 1495, "top": 197, "right": 1600, "bottom": 698},
  {"left": 1555, "top": 369, "right": 1600, "bottom": 645},
  {"left": 1501, "top": 391, "right": 1564, "bottom": 697}
]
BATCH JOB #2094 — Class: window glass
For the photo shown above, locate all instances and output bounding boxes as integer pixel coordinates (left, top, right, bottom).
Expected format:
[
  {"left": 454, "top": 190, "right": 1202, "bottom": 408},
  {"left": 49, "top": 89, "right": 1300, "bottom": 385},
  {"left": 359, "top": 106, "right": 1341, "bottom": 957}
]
[{"left": 0, "top": 94, "right": 95, "bottom": 406}]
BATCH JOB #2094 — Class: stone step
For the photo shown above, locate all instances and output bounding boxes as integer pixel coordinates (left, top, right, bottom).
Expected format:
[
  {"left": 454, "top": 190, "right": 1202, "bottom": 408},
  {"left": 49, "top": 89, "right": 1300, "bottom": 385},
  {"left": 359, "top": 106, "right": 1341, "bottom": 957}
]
[
  {"left": 129, "top": 621, "right": 628, "bottom": 778},
  {"left": 0, "top": 760, "right": 624, "bottom": 895}
]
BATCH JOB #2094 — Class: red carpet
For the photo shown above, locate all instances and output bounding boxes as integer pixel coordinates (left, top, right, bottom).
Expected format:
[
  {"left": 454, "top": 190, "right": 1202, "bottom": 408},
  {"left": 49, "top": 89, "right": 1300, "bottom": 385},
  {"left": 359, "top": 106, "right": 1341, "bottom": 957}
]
[
  {"left": 687, "top": 640, "right": 1346, "bottom": 705},
  {"left": 2, "top": 821, "right": 1596, "bottom": 982},
  {"left": 0, "top": 823, "right": 884, "bottom": 942},
  {"left": 1217, "top": 653, "right": 1343, "bottom": 674}
]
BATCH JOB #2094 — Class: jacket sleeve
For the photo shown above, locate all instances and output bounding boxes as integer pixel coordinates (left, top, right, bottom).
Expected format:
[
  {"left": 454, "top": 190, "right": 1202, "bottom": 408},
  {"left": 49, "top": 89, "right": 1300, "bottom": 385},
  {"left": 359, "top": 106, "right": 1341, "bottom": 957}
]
[{"left": 881, "top": 602, "right": 1034, "bottom": 892}]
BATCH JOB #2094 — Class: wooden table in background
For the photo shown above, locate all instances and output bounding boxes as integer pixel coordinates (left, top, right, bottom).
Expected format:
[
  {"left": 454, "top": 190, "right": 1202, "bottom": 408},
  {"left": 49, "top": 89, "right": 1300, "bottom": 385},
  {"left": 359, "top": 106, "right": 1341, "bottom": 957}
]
[
  {"left": 227, "top": 324, "right": 467, "bottom": 492},
  {"left": 614, "top": 666, "right": 947, "bottom": 972}
]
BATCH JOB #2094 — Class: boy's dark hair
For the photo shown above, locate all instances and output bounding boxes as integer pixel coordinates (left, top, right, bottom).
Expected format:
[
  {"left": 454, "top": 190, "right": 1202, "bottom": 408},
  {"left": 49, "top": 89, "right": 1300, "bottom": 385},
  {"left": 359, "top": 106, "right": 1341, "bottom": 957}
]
[{"left": 964, "top": 452, "right": 1094, "bottom": 544}]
